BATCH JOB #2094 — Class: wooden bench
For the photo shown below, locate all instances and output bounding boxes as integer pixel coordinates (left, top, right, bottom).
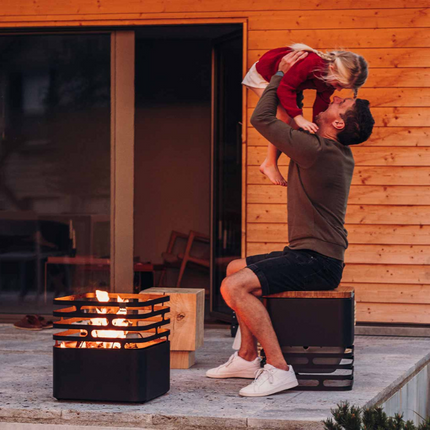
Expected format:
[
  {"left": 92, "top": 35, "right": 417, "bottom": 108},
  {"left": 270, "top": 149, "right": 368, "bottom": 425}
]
[{"left": 263, "top": 286, "right": 355, "bottom": 391}]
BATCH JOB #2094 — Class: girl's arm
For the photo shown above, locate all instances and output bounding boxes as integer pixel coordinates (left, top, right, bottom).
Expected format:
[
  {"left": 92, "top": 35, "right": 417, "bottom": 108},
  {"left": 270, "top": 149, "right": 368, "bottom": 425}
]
[
  {"left": 276, "top": 54, "right": 321, "bottom": 119},
  {"left": 277, "top": 55, "right": 322, "bottom": 133}
]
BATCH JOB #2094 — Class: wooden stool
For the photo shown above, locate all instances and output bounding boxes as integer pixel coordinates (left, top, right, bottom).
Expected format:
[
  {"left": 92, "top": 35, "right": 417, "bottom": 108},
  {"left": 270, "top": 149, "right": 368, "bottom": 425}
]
[
  {"left": 143, "top": 287, "right": 204, "bottom": 369},
  {"left": 263, "top": 286, "right": 355, "bottom": 391}
]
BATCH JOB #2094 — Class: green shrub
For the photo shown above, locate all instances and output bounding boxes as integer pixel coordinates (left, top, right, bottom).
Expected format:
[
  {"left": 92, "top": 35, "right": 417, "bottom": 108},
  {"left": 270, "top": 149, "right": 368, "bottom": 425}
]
[{"left": 323, "top": 402, "right": 430, "bottom": 430}]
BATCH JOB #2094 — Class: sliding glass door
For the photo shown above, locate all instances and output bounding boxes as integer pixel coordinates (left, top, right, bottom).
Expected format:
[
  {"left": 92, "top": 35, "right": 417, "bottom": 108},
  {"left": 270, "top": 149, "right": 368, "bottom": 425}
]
[{"left": 0, "top": 24, "right": 243, "bottom": 321}]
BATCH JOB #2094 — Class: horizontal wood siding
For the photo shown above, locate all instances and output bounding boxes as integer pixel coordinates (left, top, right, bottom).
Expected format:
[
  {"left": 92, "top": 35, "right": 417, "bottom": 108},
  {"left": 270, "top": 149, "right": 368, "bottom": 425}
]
[
  {"left": 1, "top": 0, "right": 429, "bottom": 323},
  {"left": 243, "top": 4, "right": 430, "bottom": 324}
]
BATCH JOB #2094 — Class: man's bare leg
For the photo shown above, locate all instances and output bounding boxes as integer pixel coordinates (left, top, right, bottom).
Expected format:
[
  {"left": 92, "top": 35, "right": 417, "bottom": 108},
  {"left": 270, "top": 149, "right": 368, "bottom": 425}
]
[
  {"left": 221, "top": 267, "right": 288, "bottom": 370},
  {"left": 205, "top": 257, "right": 261, "bottom": 380},
  {"left": 226, "top": 258, "right": 247, "bottom": 277},
  {"left": 236, "top": 315, "right": 258, "bottom": 361},
  {"left": 227, "top": 260, "right": 258, "bottom": 361}
]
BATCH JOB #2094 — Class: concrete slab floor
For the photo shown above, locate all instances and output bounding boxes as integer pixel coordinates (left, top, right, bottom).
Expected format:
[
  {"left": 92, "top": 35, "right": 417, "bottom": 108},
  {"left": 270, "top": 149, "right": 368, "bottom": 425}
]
[{"left": 0, "top": 324, "right": 430, "bottom": 430}]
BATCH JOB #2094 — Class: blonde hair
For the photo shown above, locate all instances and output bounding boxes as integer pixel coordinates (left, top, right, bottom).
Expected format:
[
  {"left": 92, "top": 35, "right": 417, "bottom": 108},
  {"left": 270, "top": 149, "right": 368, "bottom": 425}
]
[{"left": 289, "top": 43, "right": 368, "bottom": 96}]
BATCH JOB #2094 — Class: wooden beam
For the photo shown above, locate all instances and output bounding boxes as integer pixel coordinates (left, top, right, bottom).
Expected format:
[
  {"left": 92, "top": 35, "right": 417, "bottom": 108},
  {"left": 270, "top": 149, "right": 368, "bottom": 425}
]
[
  {"left": 110, "top": 31, "right": 134, "bottom": 293},
  {"left": 247, "top": 147, "right": 430, "bottom": 167},
  {"left": 159, "top": 0, "right": 430, "bottom": 12},
  {"left": 245, "top": 69, "right": 430, "bottom": 92},
  {"left": 170, "top": 351, "right": 196, "bottom": 369},
  {"left": 248, "top": 166, "right": 430, "bottom": 186},
  {"left": 248, "top": 9, "right": 430, "bottom": 30},
  {"left": 264, "top": 285, "right": 354, "bottom": 299},
  {"left": 346, "top": 245, "right": 430, "bottom": 265},
  {"left": 247, "top": 224, "right": 430, "bottom": 245},
  {"left": 247, "top": 184, "right": 430, "bottom": 205},
  {"left": 247, "top": 127, "right": 430, "bottom": 148},
  {"left": 247, "top": 203, "right": 430, "bottom": 226},
  {"left": 248, "top": 88, "right": 430, "bottom": 108},
  {"left": 352, "top": 148, "right": 430, "bottom": 166},
  {"left": 343, "top": 264, "right": 430, "bottom": 284},
  {"left": 247, "top": 107, "right": 430, "bottom": 127},
  {"left": 1, "top": 9, "right": 429, "bottom": 28},
  {"left": 248, "top": 48, "right": 430, "bottom": 69},
  {"left": 246, "top": 242, "right": 430, "bottom": 268},
  {"left": 357, "top": 302, "right": 430, "bottom": 324},
  {"left": 366, "top": 69, "right": 430, "bottom": 88},
  {"left": 348, "top": 185, "right": 430, "bottom": 205},
  {"left": 144, "top": 287, "right": 205, "bottom": 351},
  {"left": 248, "top": 28, "right": 430, "bottom": 50},
  {"left": 353, "top": 283, "right": 430, "bottom": 304}
]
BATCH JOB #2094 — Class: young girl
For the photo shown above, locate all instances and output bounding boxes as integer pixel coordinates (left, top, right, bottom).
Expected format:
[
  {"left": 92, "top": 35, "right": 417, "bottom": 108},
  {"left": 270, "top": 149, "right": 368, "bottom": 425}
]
[{"left": 243, "top": 43, "right": 368, "bottom": 186}]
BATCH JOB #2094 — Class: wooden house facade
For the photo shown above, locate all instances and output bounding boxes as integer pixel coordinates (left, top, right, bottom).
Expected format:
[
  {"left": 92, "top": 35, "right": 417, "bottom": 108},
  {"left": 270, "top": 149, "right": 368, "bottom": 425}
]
[{"left": 1, "top": 0, "right": 429, "bottom": 324}]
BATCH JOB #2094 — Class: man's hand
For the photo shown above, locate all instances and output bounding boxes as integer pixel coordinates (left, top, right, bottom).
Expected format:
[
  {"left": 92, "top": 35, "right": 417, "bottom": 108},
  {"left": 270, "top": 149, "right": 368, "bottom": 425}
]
[{"left": 278, "top": 51, "right": 308, "bottom": 74}]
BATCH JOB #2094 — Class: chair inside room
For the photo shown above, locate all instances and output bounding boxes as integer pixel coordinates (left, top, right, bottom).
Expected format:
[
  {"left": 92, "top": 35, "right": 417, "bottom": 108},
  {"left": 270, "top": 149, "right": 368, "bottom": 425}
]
[
  {"left": 0, "top": 218, "right": 73, "bottom": 300},
  {"left": 159, "top": 230, "right": 210, "bottom": 287}
]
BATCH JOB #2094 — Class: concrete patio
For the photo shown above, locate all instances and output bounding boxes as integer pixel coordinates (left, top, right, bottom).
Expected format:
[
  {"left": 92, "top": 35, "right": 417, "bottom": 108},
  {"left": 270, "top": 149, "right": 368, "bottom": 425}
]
[{"left": 1, "top": 324, "right": 430, "bottom": 430}]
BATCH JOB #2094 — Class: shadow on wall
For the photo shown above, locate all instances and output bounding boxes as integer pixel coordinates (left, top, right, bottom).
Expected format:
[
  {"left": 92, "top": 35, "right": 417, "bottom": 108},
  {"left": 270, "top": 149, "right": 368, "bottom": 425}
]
[{"left": 134, "top": 103, "right": 211, "bottom": 283}]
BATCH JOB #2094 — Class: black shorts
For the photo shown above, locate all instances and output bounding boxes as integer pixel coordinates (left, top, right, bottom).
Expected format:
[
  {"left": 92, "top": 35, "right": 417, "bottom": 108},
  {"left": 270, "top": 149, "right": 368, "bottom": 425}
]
[{"left": 246, "top": 247, "right": 344, "bottom": 297}]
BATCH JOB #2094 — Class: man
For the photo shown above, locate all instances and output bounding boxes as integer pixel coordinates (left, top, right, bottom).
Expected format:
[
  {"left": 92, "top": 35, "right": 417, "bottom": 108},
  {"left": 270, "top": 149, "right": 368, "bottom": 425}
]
[{"left": 206, "top": 51, "right": 375, "bottom": 397}]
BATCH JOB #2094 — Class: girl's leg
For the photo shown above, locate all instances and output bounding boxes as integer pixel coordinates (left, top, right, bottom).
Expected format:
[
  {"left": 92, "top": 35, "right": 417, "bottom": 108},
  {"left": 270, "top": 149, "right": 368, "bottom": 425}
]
[{"left": 250, "top": 87, "right": 291, "bottom": 187}]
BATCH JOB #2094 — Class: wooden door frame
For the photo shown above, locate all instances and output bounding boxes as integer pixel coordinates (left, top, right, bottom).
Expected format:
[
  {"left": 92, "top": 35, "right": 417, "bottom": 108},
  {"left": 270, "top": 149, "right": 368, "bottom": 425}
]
[{"left": 110, "top": 31, "right": 135, "bottom": 293}]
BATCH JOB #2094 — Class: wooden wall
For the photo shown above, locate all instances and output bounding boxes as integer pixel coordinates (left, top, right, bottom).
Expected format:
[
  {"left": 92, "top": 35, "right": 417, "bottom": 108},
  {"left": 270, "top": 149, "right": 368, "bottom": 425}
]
[
  {"left": 244, "top": 4, "right": 430, "bottom": 325},
  {"left": 1, "top": 0, "right": 429, "bottom": 324}
]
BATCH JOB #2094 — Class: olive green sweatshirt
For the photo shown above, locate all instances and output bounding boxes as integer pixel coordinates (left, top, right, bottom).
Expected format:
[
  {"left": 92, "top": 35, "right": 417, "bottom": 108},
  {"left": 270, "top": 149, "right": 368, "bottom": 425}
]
[{"left": 250, "top": 75, "right": 355, "bottom": 261}]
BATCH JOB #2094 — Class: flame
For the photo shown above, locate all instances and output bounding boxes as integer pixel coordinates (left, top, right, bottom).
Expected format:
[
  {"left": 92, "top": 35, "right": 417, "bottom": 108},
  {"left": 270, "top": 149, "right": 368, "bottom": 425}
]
[
  {"left": 95, "top": 290, "right": 110, "bottom": 302},
  {"left": 92, "top": 290, "right": 128, "bottom": 348},
  {"left": 59, "top": 291, "right": 131, "bottom": 349}
]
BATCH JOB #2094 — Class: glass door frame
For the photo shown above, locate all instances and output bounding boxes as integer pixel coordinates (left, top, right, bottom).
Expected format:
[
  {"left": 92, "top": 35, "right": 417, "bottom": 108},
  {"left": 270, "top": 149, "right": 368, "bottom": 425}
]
[
  {"left": 110, "top": 31, "right": 135, "bottom": 293},
  {"left": 210, "top": 23, "right": 248, "bottom": 322}
]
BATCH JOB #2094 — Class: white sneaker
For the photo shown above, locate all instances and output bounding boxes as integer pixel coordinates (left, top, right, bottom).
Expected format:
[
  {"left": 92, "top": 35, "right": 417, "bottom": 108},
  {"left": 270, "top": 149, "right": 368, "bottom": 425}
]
[
  {"left": 239, "top": 364, "right": 299, "bottom": 397},
  {"left": 206, "top": 352, "right": 261, "bottom": 379}
]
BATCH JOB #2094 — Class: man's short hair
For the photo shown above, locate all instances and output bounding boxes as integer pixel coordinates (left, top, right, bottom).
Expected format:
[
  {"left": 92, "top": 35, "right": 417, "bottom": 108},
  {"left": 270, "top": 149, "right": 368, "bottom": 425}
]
[{"left": 337, "top": 99, "right": 375, "bottom": 146}]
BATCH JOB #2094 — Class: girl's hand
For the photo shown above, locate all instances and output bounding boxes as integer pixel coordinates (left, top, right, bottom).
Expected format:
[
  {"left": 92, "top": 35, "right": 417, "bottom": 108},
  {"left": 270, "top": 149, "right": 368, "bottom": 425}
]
[
  {"left": 294, "top": 115, "right": 319, "bottom": 134},
  {"left": 278, "top": 51, "right": 308, "bottom": 74}
]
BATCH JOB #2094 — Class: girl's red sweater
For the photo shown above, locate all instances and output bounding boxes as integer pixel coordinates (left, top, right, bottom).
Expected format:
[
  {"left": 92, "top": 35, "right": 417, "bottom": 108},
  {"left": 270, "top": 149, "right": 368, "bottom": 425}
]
[{"left": 255, "top": 47, "right": 335, "bottom": 121}]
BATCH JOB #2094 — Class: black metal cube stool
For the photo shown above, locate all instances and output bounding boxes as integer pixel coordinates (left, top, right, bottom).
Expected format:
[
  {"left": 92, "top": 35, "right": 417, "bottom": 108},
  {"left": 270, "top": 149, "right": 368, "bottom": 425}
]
[{"left": 263, "top": 286, "right": 355, "bottom": 391}]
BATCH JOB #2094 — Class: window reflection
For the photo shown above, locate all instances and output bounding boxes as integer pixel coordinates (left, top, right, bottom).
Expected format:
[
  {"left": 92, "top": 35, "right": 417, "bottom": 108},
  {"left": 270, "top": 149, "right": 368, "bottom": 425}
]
[{"left": 0, "top": 34, "right": 111, "bottom": 315}]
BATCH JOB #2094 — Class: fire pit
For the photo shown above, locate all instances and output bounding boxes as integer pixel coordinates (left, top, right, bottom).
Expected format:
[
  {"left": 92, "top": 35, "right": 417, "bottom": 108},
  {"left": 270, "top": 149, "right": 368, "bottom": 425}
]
[{"left": 53, "top": 290, "right": 170, "bottom": 402}]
